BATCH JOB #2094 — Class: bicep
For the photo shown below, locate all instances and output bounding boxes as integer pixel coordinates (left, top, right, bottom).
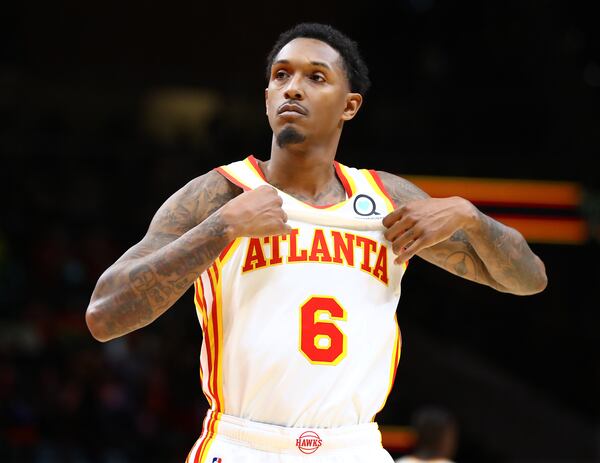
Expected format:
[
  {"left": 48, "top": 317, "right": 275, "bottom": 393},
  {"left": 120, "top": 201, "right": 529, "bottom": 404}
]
[
  {"left": 375, "top": 170, "right": 430, "bottom": 206},
  {"left": 417, "top": 231, "right": 509, "bottom": 292},
  {"left": 115, "top": 169, "right": 241, "bottom": 264}
]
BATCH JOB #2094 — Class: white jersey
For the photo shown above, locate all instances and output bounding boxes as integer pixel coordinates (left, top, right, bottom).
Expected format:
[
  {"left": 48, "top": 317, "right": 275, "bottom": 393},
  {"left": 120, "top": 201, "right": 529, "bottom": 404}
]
[{"left": 193, "top": 155, "right": 407, "bottom": 429}]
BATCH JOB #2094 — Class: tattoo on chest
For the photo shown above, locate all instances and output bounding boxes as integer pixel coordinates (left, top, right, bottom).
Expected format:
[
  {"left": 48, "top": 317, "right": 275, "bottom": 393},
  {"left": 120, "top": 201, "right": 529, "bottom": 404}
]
[{"left": 270, "top": 179, "right": 346, "bottom": 207}]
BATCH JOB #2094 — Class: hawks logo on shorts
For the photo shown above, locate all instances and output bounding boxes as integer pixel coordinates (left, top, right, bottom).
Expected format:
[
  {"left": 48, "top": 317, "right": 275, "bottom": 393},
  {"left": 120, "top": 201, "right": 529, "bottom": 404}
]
[{"left": 296, "top": 431, "right": 322, "bottom": 454}]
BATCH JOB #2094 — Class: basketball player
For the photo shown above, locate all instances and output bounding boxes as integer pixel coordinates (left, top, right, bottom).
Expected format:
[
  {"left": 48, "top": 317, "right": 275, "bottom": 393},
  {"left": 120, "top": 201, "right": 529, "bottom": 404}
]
[
  {"left": 85, "top": 23, "right": 547, "bottom": 462},
  {"left": 395, "top": 406, "right": 458, "bottom": 463}
]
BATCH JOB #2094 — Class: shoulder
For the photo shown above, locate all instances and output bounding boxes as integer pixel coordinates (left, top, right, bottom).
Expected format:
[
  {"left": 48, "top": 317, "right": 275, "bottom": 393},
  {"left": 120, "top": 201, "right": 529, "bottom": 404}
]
[
  {"left": 149, "top": 169, "right": 242, "bottom": 234},
  {"left": 115, "top": 169, "right": 242, "bottom": 263},
  {"left": 183, "top": 168, "right": 244, "bottom": 223},
  {"left": 374, "top": 170, "right": 429, "bottom": 207}
]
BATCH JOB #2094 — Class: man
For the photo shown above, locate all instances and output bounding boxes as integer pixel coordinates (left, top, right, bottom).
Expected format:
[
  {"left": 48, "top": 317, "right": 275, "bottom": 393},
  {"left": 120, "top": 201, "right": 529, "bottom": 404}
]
[
  {"left": 85, "top": 23, "right": 547, "bottom": 462},
  {"left": 396, "top": 407, "right": 459, "bottom": 463}
]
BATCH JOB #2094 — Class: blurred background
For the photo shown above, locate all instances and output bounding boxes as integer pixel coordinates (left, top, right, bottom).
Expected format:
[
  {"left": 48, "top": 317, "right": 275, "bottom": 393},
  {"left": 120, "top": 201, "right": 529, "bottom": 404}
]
[{"left": 1, "top": 0, "right": 599, "bottom": 462}]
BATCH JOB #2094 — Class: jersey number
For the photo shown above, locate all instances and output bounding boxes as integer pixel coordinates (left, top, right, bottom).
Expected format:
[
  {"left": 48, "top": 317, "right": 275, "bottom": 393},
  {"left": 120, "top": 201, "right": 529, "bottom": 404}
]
[{"left": 299, "top": 296, "right": 347, "bottom": 365}]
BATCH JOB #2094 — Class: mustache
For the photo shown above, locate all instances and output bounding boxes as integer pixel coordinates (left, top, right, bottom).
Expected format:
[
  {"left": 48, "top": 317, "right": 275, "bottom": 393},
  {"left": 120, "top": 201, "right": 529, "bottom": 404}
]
[{"left": 277, "top": 101, "right": 309, "bottom": 115}]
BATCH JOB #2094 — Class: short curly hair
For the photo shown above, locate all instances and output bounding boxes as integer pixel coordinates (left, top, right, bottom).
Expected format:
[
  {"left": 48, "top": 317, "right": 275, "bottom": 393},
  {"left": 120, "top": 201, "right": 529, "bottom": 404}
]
[{"left": 265, "top": 23, "right": 371, "bottom": 95}]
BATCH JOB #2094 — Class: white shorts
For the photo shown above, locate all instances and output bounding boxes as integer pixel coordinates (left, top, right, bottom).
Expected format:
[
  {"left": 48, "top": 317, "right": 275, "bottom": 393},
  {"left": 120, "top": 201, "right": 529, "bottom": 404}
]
[{"left": 186, "top": 410, "right": 395, "bottom": 462}]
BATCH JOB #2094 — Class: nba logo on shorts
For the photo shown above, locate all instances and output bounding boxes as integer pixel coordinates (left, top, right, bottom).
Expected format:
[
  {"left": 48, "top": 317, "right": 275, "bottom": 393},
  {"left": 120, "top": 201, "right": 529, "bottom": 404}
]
[
  {"left": 296, "top": 430, "right": 322, "bottom": 454},
  {"left": 211, "top": 458, "right": 222, "bottom": 463}
]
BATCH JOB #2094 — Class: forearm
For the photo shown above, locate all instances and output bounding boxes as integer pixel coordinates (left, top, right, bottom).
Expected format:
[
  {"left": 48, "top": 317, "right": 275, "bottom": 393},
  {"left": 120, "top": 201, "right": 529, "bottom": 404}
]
[
  {"left": 86, "top": 212, "right": 232, "bottom": 341},
  {"left": 464, "top": 209, "right": 547, "bottom": 295}
]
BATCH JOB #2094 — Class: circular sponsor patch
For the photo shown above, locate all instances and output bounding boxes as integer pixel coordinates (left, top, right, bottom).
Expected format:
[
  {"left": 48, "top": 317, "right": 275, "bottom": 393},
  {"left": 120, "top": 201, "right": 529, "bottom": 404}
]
[
  {"left": 296, "top": 430, "right": 323, "bottom": 454},
  {"left": 353, "top": 194, "right": 378, "bottom": 216}
]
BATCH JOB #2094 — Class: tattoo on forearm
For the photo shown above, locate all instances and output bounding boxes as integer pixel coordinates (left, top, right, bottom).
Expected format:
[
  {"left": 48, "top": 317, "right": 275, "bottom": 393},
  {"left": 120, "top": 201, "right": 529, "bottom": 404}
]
[
  {"left": 94, "top": 212, "right": 230, "bottom": 337},
  {"left": 376, "top": 170, "right": 544, "bottom": 293},
  {"left": 475, "top": 213, "right": 537, "bottom": 289},
  {"left": 447, "top": 231, "right": 479, "bottom": 278},
  {"left": 90, "top": 170, "right": 241, "bottom": 338}
]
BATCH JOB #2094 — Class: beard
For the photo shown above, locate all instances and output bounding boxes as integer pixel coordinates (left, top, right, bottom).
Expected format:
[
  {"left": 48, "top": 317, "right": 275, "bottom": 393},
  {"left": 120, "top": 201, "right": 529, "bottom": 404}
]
[{"left": 276, "top": 126, "right": 306, "bottom": 148}]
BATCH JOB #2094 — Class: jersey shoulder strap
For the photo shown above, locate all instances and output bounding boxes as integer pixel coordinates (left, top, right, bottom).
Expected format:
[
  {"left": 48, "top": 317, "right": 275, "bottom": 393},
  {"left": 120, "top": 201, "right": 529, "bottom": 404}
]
[
  {"left": 215, "top": 155, "right": 268, "bottom": 191},
  {"left": 338, "top": 163, "right": 397, "bottom": 214}
]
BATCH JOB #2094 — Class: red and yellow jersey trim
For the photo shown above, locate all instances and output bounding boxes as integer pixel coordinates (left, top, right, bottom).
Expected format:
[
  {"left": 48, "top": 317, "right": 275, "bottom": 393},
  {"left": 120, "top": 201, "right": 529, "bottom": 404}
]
[
  {"left": 363, "top": 169, "right": 396, "bottom": 212},
  {"left": 215, "top": 166, "right": 251, "bottom": 191},
  {"left": 194, "top": 260, "right": 226, "bottom": 415},
  {"left": 372, "top": 313, "right": 402, "bottom": 422},
  {"left": 333, "top": 161, "right": 356, "bottom": 198},
  {"left": 246, "top": 155, "right": 268, "bottom": 181},
  {"left": 186, "top": 409, "right": 221, "bottom": 463},
  {"left": 218, "top": 238, "right": 242, "bottom": 265}
]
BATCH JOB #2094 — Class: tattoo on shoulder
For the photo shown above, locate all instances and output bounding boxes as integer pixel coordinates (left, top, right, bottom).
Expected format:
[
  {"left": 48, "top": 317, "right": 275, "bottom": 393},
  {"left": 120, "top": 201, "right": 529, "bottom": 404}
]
[
  {"left": 375, "top": 171, "right": 428, "bottom": 206},
  {"left": 153, "top": 170, "right": 242, "bottom": 233},
  {"left": 188, "top": 169, "right": 243, "bottom": 222}
]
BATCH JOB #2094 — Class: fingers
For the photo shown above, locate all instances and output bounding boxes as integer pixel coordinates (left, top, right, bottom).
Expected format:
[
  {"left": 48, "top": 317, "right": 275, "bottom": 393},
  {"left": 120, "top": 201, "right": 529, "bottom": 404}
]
[
  {"left": 253, "top": 184, "right": 280, "bottom": 199},
  {"left": 384, "top": 213, "right": 422, "bottom": 264},
  {"left": 264, "top": 193, "right": 291, "bottom": 235},
  {"left": 280, "top": 209, "right": 292, "bottom": 234},
  {"left": 388, "top": 226, "right": 420, "bottom": 264},
  {"left": 394, "top": 238, "right": 421, "bottom": 265},
  {"left": 382, "top": 209, "right": 402, "bottom": 228},
  {"left": 383, "top": 214, "right": 415, "bottom": 242},
  {"left": 255, "top": 184, "right": 278, "bottom": 193},
  {"left": 383, "top": 206, "right": 421, "bottom": 264},
  {"left": 390, "top": 227, "right": 416, "bottom": 254}
]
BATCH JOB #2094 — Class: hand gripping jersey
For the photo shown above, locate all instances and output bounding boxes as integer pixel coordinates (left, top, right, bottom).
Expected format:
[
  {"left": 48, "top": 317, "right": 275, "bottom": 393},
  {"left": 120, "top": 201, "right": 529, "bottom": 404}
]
[{"left": 193, "top": 155, "right": 407, "bottom": 429}]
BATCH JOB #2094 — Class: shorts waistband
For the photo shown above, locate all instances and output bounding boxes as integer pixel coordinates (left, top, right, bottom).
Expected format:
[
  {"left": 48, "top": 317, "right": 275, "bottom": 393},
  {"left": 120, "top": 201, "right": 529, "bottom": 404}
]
[{"left": 206, "top": 411, "right": 383, "bottom": 454}]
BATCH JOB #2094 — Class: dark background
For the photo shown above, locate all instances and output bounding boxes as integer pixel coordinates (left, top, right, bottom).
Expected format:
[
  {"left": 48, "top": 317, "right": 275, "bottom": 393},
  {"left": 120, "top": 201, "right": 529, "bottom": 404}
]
[{"left": 1, "top": 1, "right": 599, "bottom": 462}]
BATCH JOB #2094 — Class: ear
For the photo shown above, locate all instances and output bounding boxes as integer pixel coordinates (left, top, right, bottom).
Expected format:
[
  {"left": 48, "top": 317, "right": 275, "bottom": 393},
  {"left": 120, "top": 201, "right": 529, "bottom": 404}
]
[
  {"left": 341, "top": 93, "right": 363, "bottom": 121},
  {"left": 265, "top": 88, "right": 269, "bottom": 115}
]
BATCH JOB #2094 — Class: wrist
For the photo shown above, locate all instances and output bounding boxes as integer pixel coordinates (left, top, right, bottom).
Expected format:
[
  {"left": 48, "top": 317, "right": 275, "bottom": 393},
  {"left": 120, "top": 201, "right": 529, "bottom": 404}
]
[
  {"left": 224, "top": 222, "right": 239, "bottom": 241},
  {"left": 215, "top": 208, "right": 242, "bottom": 240}
]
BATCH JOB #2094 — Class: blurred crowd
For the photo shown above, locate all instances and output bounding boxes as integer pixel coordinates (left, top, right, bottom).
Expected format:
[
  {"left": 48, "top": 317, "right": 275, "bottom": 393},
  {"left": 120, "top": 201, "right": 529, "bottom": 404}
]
[{"left": 1, "top": 125, "right": 213, "bottom": 461}]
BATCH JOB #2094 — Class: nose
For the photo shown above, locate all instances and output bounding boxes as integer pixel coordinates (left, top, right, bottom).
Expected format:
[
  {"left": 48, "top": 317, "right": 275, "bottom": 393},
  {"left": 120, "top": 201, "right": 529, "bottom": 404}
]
[{"left": 283, "top": 74, "right": 304, "bottom": 100}]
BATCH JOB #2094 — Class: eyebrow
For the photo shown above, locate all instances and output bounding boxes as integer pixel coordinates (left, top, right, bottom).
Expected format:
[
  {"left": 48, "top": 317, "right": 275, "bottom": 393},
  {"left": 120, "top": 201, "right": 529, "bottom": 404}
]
[{"left": 273, "top": 59, "right": 332, "bottom": 70}]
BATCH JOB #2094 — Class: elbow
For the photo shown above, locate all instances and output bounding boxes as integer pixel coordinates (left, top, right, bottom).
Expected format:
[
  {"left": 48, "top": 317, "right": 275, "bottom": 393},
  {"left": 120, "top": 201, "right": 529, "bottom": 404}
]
[
  {"left": 518, "top": 275, "right": 547, "bottom": 295},
  {"left": 531, "top": 258, "right": 549, "bottom": 294},
  {"left": 518, "top": 264, "right": 548, "bottom": 296},
  {"left": 532, "top": 270, "right": 548, "bottom": 294},
  {"left": 85, "top": 304, "right": 113, "bottom": 342},
  {"left": 498, "top": 261, "right": 548, "bottom": 296}
]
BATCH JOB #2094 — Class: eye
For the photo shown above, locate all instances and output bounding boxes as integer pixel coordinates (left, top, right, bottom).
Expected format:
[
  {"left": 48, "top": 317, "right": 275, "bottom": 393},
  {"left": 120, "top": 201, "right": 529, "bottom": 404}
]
[
  {"left": 274, "top": 70, "right": 289, "bottom": 80},
  {"left": 310, "top": 73, "right": 326, "bottom": 82}
]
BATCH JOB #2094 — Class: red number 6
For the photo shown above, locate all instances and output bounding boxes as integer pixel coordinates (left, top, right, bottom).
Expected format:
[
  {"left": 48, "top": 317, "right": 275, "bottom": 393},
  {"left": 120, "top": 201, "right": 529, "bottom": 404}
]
[{"left": 299, "top": 296, "right": 347, "bottom": 365}]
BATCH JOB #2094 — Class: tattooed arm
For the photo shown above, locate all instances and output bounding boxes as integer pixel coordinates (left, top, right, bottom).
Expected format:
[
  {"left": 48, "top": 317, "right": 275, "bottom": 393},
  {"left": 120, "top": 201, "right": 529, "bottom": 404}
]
[
  {"left": 86, "top": 170, "right": 291, "bottom": 342},
  {"left": 377, "top": 171, "right": 547, "bottom": 295}
]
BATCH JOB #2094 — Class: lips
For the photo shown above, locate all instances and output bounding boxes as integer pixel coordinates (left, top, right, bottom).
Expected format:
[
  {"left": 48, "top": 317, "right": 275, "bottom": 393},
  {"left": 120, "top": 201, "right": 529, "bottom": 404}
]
[{"left": 277, "top": 102, "right": 308, "bottom": 116}]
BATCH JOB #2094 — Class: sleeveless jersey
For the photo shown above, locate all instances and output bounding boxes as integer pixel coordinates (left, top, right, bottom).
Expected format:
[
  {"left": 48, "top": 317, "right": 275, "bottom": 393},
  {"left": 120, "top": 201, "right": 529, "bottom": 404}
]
[{"left": 193, "top": 155, "right": 407, "bottom": 428}]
